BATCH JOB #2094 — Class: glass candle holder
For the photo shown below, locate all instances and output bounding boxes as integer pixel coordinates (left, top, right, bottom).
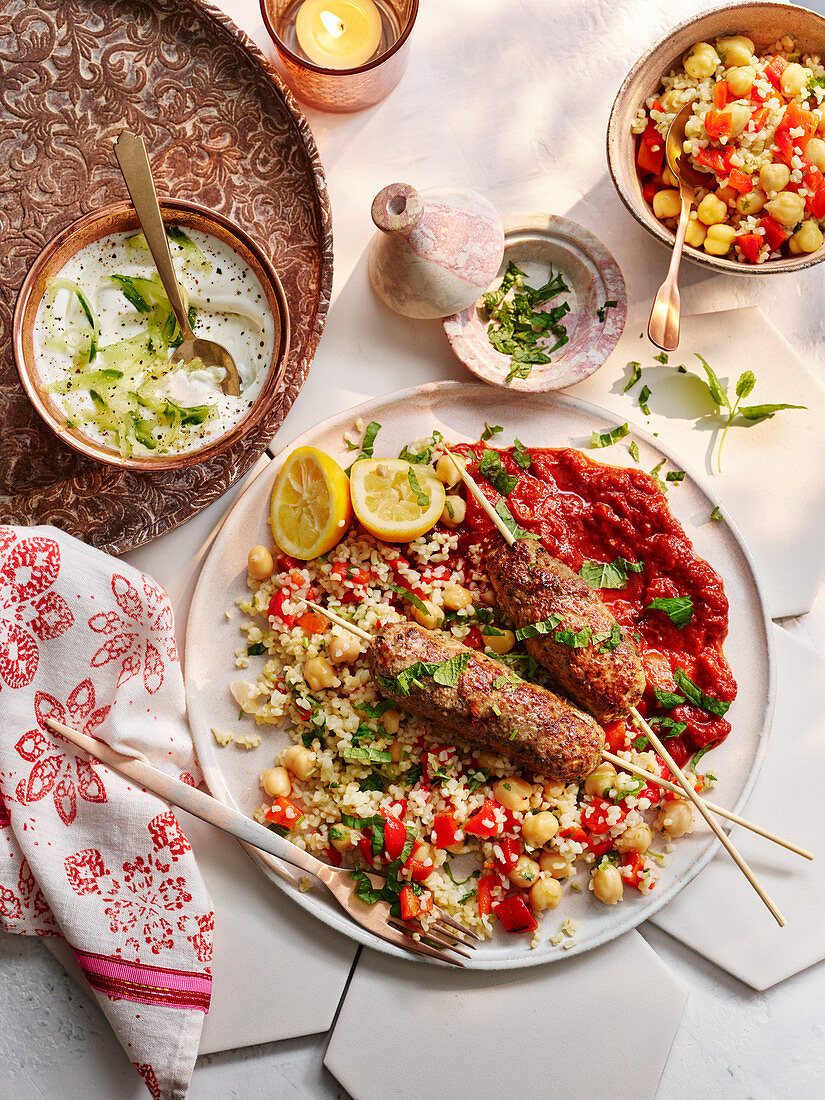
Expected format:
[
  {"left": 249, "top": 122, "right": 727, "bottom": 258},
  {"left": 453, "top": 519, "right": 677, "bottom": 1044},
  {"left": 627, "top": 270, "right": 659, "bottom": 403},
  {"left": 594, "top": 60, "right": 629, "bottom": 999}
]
[{"left": 260, "top": 0, "right": 418, "bottom": 112}]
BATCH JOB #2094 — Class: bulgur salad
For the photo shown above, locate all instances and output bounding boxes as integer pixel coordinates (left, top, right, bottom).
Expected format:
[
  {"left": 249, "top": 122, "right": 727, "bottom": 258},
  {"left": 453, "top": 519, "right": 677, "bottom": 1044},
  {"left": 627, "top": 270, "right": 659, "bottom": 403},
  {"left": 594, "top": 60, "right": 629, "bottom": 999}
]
[
  {"left": 632, "top": 32, "right": 825, "bottom": 263},
  {"left": 226, "top": 424, "right": 735, "bottom": 943}
]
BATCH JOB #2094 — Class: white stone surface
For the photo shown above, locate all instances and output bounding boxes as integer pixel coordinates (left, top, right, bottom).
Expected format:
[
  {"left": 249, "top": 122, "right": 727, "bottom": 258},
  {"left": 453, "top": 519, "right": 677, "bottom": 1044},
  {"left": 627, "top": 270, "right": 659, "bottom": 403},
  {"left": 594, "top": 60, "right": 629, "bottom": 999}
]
[{"left": 5, "top": 0, "right": 825, "bottom": 1097}]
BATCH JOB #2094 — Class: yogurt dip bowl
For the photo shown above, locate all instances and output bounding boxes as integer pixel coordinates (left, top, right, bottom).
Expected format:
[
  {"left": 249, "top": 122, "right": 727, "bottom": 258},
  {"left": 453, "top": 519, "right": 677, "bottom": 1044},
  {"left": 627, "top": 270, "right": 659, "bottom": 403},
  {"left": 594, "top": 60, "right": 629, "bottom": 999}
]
[{"left": 13, "top": 199, "right": 290, "bottom": 470}]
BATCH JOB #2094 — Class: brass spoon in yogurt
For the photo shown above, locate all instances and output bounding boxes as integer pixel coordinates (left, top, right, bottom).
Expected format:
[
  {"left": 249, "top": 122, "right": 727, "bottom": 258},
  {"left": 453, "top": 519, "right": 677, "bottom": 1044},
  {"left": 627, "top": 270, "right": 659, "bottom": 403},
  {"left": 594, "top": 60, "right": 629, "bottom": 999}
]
[
  {"left": 647, "top": 98, "right": 706, "bottom": 352},
  {"left": 113, "top": 130, "right": 241, "bottom": 397}
]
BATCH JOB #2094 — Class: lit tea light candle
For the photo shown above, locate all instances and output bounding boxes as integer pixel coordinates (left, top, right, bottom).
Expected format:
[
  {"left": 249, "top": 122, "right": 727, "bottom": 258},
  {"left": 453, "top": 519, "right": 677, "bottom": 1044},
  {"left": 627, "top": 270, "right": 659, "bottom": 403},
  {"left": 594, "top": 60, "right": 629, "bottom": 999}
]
[{"left": 295, "top": 0, "right": 382, "bottom": 69}]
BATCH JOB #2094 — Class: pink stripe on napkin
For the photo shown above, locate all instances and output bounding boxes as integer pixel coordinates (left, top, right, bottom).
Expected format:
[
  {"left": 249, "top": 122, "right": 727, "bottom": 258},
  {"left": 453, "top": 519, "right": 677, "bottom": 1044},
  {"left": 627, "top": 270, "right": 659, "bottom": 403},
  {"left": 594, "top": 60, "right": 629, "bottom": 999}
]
[{"left": 73, "top": 947, "right": 212, "bottom": 1012}]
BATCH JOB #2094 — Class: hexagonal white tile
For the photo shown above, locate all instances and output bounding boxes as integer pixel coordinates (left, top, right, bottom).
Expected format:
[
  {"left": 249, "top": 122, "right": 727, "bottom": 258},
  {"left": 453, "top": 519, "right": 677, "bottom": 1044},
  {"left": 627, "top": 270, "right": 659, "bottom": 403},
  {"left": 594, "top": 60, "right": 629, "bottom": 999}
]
[
  {"left": 650, "top": 626, "right": 825, "bottom": 991},
  {"left": 325, "top": 931, "right": 688, "bottom": 1100}
]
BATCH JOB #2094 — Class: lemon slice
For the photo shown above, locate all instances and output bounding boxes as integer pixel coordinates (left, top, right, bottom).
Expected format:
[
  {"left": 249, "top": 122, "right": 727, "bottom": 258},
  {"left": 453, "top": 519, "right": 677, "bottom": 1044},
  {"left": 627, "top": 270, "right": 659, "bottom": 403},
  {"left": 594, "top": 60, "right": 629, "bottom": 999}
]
[
  {"left": 350, "top": 458, "right": 446, "bottom": 542},
  {"left": 271, "top": 446, "right": 353, "bottom": 559}
]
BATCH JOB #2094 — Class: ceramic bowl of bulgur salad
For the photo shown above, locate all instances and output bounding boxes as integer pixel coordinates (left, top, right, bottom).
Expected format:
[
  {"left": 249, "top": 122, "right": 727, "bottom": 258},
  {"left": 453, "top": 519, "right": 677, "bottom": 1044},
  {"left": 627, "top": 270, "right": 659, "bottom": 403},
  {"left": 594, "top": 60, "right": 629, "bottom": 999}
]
[
  {"left": 608, "top": 2, "right": 825, "bottom": 272},
  {"left": 185, "top": 382, "right": 773, "bottom": 967}
]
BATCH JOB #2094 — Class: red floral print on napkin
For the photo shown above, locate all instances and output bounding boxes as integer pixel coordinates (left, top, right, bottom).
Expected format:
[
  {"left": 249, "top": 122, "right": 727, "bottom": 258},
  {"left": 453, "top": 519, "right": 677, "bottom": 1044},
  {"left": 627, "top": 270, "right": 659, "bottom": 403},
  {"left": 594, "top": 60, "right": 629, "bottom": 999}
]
[
  {"left": 0, "top": 528, "right": 74, "bottom": 691},
  {"left": 89, "top": 575, "right": 177, "bottom": 695},
  {"left": 65, "top": 812, "right": 200, "bottom": 959},
  {"left": 14, "top": 681, "right": 109, "bottom": 826},
  {"left": 0, "top": 858, "right": 59, "bottom": 934},
  {"left": 133, "top": 1063, "right": 161, "bottom": 1100}
]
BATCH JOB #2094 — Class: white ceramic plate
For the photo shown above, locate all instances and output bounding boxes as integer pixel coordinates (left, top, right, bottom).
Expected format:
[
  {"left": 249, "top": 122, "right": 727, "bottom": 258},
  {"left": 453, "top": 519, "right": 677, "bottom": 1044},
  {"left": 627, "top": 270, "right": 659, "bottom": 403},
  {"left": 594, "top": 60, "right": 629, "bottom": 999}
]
[{"left": 185, "top": 381, "right": 774, "bottom": 969}]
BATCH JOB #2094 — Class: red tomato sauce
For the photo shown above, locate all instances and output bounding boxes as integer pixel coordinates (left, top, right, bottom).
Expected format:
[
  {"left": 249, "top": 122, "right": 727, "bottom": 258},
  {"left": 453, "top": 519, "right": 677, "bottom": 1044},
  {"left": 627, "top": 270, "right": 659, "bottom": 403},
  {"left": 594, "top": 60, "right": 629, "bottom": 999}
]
[{"left": 452, "top": 444, "right": 737, "bottom": 765}]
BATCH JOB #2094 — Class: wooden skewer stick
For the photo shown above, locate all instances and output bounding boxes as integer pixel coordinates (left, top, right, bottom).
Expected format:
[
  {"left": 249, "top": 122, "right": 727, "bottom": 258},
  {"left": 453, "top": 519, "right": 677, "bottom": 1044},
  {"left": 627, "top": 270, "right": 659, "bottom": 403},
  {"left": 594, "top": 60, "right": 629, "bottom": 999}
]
[
  {"left": 442, "top": 443, "right": 788, "bottom": 925},
  {"left": 602, "top": 750, "right": 813, "bottom": 861},
  {"left": 295, "top": 588, "right": 810, "bottom": 863}
]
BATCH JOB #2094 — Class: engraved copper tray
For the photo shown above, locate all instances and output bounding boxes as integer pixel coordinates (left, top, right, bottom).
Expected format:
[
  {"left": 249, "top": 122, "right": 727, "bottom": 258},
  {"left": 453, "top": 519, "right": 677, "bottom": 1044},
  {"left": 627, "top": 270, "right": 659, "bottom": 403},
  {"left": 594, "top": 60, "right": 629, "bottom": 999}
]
[{"left": 0, "top": 0, "right": 333, "bottom": 554}]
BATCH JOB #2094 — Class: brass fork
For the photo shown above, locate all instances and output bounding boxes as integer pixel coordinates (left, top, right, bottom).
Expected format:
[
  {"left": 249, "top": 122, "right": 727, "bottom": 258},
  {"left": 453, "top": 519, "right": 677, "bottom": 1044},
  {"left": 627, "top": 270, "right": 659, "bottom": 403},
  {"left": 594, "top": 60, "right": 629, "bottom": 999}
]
[{"left": 46, "top": 719, "right": 479, "bottom": 966}]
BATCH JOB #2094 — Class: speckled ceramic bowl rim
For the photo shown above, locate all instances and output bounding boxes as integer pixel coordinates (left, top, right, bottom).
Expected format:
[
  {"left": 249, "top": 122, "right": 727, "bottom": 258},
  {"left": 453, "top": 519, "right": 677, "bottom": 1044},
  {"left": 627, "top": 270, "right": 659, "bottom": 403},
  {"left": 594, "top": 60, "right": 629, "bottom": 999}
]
[
  {"left": 606, "top": 1, "right": 825, "bottom": 276},
  {"left": 13, "top": 198, "right": 291, "bottom": 471},
  {"left": 442, "top": 213, "right": 627, "bottom": 392}
]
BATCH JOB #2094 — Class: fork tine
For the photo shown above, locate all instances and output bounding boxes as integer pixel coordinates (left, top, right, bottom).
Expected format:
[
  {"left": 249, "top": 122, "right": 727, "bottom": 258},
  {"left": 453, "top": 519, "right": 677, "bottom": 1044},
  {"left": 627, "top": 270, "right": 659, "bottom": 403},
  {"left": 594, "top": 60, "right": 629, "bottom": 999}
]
[
  {"left": 388, "top": 918, "right": 474, "bottom": 960},
  {"left": 381, "top": 923, "right": 467, "bottom": 966},
  {"left": 431, "top": 909, "right": 483, "bottom": 940},
  {"left": 431, "top": 919, "right": 478, "bottom": 949}
]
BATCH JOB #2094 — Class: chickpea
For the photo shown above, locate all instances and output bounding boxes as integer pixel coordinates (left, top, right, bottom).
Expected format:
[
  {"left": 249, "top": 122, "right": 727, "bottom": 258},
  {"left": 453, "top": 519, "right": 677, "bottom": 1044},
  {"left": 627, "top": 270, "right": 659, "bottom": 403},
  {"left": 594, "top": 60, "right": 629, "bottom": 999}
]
[
  {"left": 304, "top": 655, "right": 337, "bottom": 691},
  {"left": 736, "top": 186, "right": 766, "bottom": 216},
  {"left": 329, "top": 823, "right": 358, "bottom": 852},
  {"left": 661, "top": 165, "right": 679, "bottom": 188},
  {"left": 475, "top": 749, "right": 502, "bottom": 770},
  {"left": 381, "top": 708, "right": 401, "bottom": 735},
  {"left": 789, "top": 219, "right": 824, "bottom": 254},
  {"left": 442, "top": 581, "right": 472, "bottom": 611},
  {"left": 652, "top": 189, "right": 681, "bottom": 220},
  {"left": 804, "top": 137, "right": 825, "bottom": 172},
  {"left": 764, "top": 189, "right": 806, "bottom": 226},
  {"left": 282, "top": 743, "right": 317, "bottom": 780},
  {"left": 780, "top": 61, "right": 808, "bottom": 97},
  {"left": 704, "top": 224, "right": 737, "bottom": 255},
  {"left": 483, "top": 627, "right": 515, "bottom": 655},
  {"left": 539, "top": 851, "right": 574, "bottom": 879},
  {"left": 726, "top": 64, "right": 755, "bottom": 96},
  {"left": 759, "top": 162, "right": 790, "bottom": 193},
  {"left": 435, "top": 453, "right": 465, "bottom": 487},
  {"left": 615, "top": 823, "right": 652, "bottom": 854},
  {"left": 247, "top": 545, "right": 274, "bottom": 580},
  {"left": 656, "top": 799, "right": 694, "bottom": 838},
  {"left": 584, "top": 762, "right": 616, "bottom": 798},
  {"left": 492, "top": 776, "right": 532, "bottom": 812},
  {"left": 412, "top": 598, "right": 444, "bottom": 631},
  {"left": 326, "top": 631, "right": 360, "bottom": 665},
  {"left": 715, "top": 34, "right": 754, "bottom": 67},
  {"left": 509, "top": 854, "right": 541, "bottom": 888},
  {"left": 685, "top": 218, "right": 708, "bottom": 248},
  {"left": 697, "top": 193, "right": 728, "bottom": 225},
  {"left": 715, "top": 185, "right": 737, "bottom": 207},
  {"left": 522, "top": 810, "right": 559, "bottom": 848},
  {"left": 683, "top": 42, "right": 720, "bottom": 80},
  {"left": 727, "top": 102, "right": 752, "bottom": 138},
  {"left": 413, "top": 841, "right": 435, "bottom": 866},
  {"left": 530, "top": 876, "right": 562, "bottom": 911},
  {"left": 262, "top": 766, "right": 291, "bottom": 799},
  {"left": 441, "top": 495, "right": 466, "bottom": 528},
  {"left": 542, "top": 779, "right": 566, "bottom": 803},
  {"left": 592, "top": 864, "right": 624, "bottom": 905}
]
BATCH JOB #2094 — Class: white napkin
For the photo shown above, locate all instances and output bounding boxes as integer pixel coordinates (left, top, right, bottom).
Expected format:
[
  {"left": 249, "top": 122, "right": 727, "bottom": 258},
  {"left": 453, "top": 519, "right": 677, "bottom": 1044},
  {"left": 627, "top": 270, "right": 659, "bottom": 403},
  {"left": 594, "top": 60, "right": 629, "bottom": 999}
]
[{"left": 0, "top": 525, "right": 213, "bottom": 1099}]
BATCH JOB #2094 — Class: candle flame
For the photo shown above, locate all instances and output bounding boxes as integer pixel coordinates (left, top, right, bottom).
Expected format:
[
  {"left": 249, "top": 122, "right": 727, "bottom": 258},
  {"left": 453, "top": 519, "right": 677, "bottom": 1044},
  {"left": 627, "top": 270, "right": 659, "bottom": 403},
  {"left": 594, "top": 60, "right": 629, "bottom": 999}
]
[{"left": 319, "top": 10, "right": 346, "bottom": 37}]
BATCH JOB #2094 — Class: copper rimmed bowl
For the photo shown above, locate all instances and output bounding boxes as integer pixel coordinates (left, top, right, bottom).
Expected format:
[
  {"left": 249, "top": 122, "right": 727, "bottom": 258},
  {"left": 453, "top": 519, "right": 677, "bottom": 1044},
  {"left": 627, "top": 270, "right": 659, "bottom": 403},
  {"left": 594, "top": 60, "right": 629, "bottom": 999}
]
[
  {"left": 13, "top": 198, "right": 290, "bottom": 470},
  {"left": 607, "top": 1, "right": 825, "bottom": 275}
]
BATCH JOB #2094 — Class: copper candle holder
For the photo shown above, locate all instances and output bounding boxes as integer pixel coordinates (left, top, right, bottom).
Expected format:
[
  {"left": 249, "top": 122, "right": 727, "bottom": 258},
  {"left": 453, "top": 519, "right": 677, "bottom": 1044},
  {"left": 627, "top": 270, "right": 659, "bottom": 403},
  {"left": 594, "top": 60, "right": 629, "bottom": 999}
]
[{"left": 260, "top": 0, "right": 418, "bottom": 112}]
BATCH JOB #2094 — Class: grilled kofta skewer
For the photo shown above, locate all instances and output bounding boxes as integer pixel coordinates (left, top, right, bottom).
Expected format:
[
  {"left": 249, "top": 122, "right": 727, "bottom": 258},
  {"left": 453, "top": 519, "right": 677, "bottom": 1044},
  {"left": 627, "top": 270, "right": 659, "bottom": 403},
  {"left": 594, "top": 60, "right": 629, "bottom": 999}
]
[
  {"left": 486, "top": 538, "right": 646, "bottom": 724},
  {"left": 369, "top": 620, "right": 604, "bottom": 784}
]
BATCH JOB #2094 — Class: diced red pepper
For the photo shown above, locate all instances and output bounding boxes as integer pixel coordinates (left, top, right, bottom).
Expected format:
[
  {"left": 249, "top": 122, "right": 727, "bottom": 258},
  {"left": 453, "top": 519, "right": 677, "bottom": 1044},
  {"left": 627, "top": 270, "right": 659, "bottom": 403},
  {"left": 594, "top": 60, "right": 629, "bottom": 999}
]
[
  {"left": 276, "top": 554, "right": 299, "bottom": 573},
  {"left": 581, "top": 796, "right": 616, "bottom": 835},
  {"left": 400, "top": 885, "right": 432, "bottom": 920},
  {"left": 407, "top": 860, "right": 432, "bottom": 884},
  {"left": 464, "top": 799, "right": 503, "bottom": 838},
  {"left": 775, "top": 102, "right": 818, "bottom": 163},
  {"left": 350, "top": 567, "right": 372, "bottom": 587},
  {"left": 477, "top": 873, "right": 497, "bottom": 916},
  {"left": 588, "top": 836, "right": 614, "bottom": 858},
  {"left": 495, "top": 837, "right": 521, "bottom": 872},
  {"left": 464, "top": 625, "right": 485, "bottom": 650},
  {"left": 560, "top": 825, "right": 589, "bottom": 846},
  {"left": 704, "top": 109, "right": 732, "bottom": 140},
  {"left": 637, "top": 123, "right": 664, "bottom": 175},
  {"left": 749, "top": 106, "right": 769, "bottom": 131},
  {"left": 325, "top": 845, "right": 342, "bottom": 867},
  {"left": 622, "top": 851, "right": 648, "bottom": 891},
  {"left": 728, "top": 167, "right": 753, "bottom": 193},
  {"left": 750, "top": 83, "right": 768, "bottom": 105},
  {"left": 758, "top": 215, "right": 789, "bottom": 252},
  {"left": 381, "top": 814, "right": 408, "bottom": 861},
  {"left": 264, "top": 796, "right": 304, "bottom": 830},
  {"left": 288, "top": 569, "right": 306, "bottom": 588},
  {"left": 431, "top": 812, "right": 461, "bottom": 850},
  {"left": 383, "top": 800, "right": 407, "bottom": 821},
  {"left": 297, "top": 610, "right": 327, "bottom": 635},
  {"left": 642, "top": 179, "right": 658, "bottom": 204},
  {"left": 639, "top": 781, "right": 664, "bottom": 805},
  {"left": 694, "top": 146, "right": 734, "bottom": 176},
  {"left": 267, "top": 588, "right": 294, "bottom": 627},
  {"left": 764, "top": 55, "right": 788, "bottom": 89},
  {"left": 737, "top": 232, "right": 762, "bottom": 263},
  {"left": 494, "top": 894, "right": 538, "bottom": 934},
  {"left": 808, "top": 186, "right": 825, "bottom": 219},
  {"left": 603, "top": 720, "right": 627, "bottom": 753},
  {"left": 714, "top": 80, "right": 730, "bottom": 109}
]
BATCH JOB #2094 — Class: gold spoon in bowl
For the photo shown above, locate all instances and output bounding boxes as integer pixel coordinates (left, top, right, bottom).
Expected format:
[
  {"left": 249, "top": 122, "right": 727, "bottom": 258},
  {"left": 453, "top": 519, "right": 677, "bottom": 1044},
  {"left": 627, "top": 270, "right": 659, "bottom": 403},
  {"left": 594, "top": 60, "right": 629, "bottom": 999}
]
[
  {"left": 113, "top": 130, "right": 241, "bottom": 397},
  {"left": 647, "top": 98, "right": 707, "bottom": 352}
]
